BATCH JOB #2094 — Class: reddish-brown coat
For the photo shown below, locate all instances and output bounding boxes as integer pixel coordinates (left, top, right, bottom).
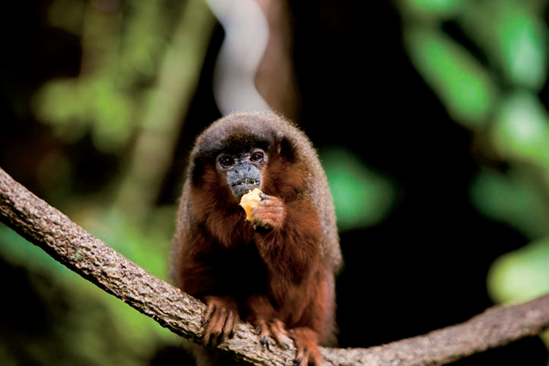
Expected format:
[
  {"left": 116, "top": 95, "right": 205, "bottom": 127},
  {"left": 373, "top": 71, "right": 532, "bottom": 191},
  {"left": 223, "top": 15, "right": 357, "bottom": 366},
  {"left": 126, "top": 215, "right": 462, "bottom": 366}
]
[{"left": 172, "top": 112, "right": 340, "bottom": 365}]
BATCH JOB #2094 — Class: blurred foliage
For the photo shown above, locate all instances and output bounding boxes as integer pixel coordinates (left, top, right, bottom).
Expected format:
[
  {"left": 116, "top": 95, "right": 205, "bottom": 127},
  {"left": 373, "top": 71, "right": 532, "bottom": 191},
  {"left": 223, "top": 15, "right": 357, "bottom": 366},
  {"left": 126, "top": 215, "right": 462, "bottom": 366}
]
[
  {"left": 321, "top": 148, "right": 395, "bottom": 231},
  {"left": 2, "top": 0, "right": 549, "bottom": 363},
  {"left": 35, "top": 75, "right": 135, "bottom": 151},
  {"left": 405, "top": 26, "right": 496, "bottom": 128},
  {"left": 492, "top": 92, "right": 549, "bottom": 164},
  {"left": 0, "top": 224, "right": 178, "bottom": 366},
  {"left": 400, "top": 0, "right": 549, "bottom": 318},
  {"left": 1, "top": 0, "right": 215, "bottom": 364},
  {"left": 488, "top": 238, "right": 549, "bottom": 345},
  {"left": 34, "top": 0, "right": 167, "bottom": 152},
  {"left": 489, "top": 238, "right": 549, "bottom": 304},
  {"left": 461, "top": 1, "right": 546, "bottom": 90},
  {"left": 471, "top": 167, "right": 548, "bottom": 238}
]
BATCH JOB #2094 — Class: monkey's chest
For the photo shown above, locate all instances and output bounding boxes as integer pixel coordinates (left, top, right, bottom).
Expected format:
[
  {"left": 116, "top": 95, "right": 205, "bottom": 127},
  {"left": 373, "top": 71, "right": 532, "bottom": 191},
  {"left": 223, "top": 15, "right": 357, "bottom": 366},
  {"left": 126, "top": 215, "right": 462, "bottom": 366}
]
[{"left": 219, "top": 244, "right": 272, "bottom": 295}]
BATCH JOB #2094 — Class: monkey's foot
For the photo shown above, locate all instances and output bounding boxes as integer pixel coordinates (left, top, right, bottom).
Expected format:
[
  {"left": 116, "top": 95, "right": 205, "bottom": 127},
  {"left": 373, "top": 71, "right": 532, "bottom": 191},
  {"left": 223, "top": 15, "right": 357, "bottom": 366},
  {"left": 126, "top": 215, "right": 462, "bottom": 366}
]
[
  {"left": 254, "top": 318, "right": 288, "bottom": 350},
  {"left": 202, "top": 296, "right": 239, "bottom": 347},
  {"left": 288, "top": 328, "right": 322, "bottom": 366}
]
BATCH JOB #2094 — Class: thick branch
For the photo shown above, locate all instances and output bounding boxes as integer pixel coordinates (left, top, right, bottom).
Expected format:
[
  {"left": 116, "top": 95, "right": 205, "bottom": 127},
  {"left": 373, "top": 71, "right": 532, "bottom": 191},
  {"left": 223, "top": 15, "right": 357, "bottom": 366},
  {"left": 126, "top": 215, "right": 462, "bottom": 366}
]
[{"left": 0, "top": 166, "right": 548, "bottom": 366}]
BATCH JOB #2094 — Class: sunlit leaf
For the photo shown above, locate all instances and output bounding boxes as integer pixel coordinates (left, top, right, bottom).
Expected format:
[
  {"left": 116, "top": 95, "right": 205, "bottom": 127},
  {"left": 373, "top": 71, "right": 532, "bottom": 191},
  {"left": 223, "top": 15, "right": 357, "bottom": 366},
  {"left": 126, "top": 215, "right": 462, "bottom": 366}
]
[
  {"left": 33, "top": 76, "right": 137, "bottom": 153},
  {"left": 32, "top": 78, "right": 89, "bottom": 141},
  {"left": 405, "top": 27, "right": 495, "bottom": 129},
  {"left": 91, "top": 80, "right": 135, "bottom": 153},
  {"left": 488, "top": 238, "right": 549, "bottom": 303},
  {"left": 321, "top": 148, "right": 394, "bottom": 232},
  {"left": 503, "top": 14, "right": 546, "bottom": 89},
  {"left": 460, "top": 0, "right": 547, "bottom": 90},
  {"left": 491, "top": 92, "right": 549, "bottom": 165}
]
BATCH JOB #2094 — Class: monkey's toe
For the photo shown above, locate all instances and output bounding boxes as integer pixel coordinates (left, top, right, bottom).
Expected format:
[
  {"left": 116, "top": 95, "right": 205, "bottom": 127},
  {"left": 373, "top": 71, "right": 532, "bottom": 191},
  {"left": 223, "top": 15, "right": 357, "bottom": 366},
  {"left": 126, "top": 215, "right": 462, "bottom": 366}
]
[
  {"left": 255, "top": 318, "right": 288, "bottom": 351},
  {"left": 289, "top": 328, "right": 322, "bottom": 366}
]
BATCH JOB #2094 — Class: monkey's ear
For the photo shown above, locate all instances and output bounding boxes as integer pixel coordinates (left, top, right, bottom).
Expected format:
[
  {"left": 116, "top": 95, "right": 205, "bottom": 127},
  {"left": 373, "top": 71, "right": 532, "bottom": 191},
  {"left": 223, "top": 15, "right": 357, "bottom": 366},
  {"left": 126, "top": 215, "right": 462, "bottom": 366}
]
[{"left": 275, "top": 132, "right": 297, "bottom": 162}]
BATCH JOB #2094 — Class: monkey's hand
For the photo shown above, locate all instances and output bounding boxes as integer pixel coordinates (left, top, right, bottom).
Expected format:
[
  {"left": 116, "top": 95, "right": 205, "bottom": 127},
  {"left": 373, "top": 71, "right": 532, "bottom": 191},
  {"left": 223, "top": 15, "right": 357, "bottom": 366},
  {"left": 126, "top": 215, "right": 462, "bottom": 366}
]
[
  {"left": 250, "top": 193, "right": 285, "bottom": 230},
  {"left": 289, "top": 327, "right": 323, "bottom": 366},
  {"left": 202, "top": 296, "right": 239, "bottom": 346}
]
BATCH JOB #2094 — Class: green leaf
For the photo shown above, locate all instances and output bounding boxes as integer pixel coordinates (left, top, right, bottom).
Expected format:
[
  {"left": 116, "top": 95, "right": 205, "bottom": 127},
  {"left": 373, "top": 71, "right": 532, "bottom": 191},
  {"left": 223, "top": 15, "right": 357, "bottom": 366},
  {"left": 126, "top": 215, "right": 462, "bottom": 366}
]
[
  {"left": 491, "top": 92, "right": 549, "bottom": 165},
  {"left": 470, "top": 168, "right": 548, "bottom": 238},
  {"left": 405, "top": 27, "right": 495, "bottom": 129},
  {"left": 402, "top": 0, "right": 464, "bottom": 17},
  {"left": 321, "top": 148, "right": 395, "bottom": 232},
  {"left": 488, "top": 239, "right": 549, "bottom": 303},
  {"left": 461, "top": 1, "right": 547, "bottom": 90}
]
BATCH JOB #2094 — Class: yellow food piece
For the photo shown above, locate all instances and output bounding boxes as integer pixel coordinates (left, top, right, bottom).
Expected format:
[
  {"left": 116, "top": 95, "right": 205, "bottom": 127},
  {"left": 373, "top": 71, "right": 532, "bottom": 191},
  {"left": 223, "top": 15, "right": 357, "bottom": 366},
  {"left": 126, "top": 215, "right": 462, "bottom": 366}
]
[{"left": 240, "top": 188, "right": 262, "bottom": 220}]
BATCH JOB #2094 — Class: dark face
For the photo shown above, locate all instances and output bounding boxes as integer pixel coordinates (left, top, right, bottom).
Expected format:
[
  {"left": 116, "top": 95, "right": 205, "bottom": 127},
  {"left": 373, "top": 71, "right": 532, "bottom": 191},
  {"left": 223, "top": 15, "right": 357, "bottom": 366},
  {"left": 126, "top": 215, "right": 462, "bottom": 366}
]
[{"left": 217, "top": 148, "right": 268, "bottom": 198}]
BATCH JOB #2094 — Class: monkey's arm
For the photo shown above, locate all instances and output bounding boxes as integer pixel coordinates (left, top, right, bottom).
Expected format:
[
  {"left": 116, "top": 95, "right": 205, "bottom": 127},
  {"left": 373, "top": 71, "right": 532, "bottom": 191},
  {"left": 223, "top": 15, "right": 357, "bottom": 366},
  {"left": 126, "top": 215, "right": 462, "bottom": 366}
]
[
  {"left": 250, "top": 197, "right": 326, "bottom": 366},
  {"left": 251, "top": 196, "right": 322, "bottom": 284},
  {"left": 177, "top": 234, "right": 240, "bottom": 346}
]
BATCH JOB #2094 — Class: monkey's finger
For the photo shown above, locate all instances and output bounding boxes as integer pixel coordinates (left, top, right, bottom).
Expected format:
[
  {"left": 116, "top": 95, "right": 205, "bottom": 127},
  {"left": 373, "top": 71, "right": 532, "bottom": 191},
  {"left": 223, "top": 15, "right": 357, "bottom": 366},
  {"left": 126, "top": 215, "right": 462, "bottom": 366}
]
[
  {"left": 258, "top": 193, "right": 283, "bottom": 203},
  {"left": 202, "top": 328, "right": 212, "bottom": 346},
  {"left": 255, "top": 320, "right": 273, "bottom": 351},
  {"left": 202, "top": 307, "right": 217, "bottom": 346},
  {"left": 260, "top": 335, "right": 272, "bottom": 351},
  {"left": 259, "top": 199, "right": 283, "bottom": 207},
  {"left": 222, "top": 310, "right": 238, "bottom": 339},
  {"left": 211, "top": 307, "right": 230, "bottom": 345},
  {"left": 293, "top": 348, "right": 308, "bottom": 366},
  {"left": 268, "top": 319, "right": 288, "bottom": 348},
  {"left": 202, "top": 301, "right": 217, "bottom": 326}
]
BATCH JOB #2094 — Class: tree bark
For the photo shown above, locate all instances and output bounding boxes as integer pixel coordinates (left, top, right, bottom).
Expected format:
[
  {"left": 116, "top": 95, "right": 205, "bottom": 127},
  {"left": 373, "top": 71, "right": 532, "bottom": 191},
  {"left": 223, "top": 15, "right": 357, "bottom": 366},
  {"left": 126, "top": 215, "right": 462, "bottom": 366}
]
[{"left": 0, "top": 166, "right": 548, "bottom": 366}]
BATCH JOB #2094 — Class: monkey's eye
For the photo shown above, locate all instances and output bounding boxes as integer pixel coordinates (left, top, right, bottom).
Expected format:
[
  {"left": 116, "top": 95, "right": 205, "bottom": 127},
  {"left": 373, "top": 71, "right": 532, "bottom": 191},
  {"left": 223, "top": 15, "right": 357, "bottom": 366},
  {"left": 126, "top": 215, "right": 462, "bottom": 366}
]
[
  {"left": 250, "top": 151, "right": 264, "bottom": 163},
  {"left": 218, "top": 156, "right": 235, "bottom": 168}
]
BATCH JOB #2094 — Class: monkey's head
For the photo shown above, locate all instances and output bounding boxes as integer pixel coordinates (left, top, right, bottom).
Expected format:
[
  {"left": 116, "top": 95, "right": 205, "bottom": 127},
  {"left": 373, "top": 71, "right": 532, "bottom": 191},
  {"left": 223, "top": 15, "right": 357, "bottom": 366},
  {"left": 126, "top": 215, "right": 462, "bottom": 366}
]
[
  {"left": 216, "top": 146, "right": 266, "bottom": 198},
  {"left": 187, "top": 112, "right": 306, "bottom": 206}
]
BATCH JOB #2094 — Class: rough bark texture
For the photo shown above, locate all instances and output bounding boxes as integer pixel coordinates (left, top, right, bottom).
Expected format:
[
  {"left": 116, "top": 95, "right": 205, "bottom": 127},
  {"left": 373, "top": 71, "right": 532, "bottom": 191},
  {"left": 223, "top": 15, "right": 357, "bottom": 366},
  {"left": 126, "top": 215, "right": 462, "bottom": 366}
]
[
  {"left": 0, "top": 166, "right": 548, "bottom": 366},
  {"left": 322, "top": 294, "right": 549, "bottom": 365}
]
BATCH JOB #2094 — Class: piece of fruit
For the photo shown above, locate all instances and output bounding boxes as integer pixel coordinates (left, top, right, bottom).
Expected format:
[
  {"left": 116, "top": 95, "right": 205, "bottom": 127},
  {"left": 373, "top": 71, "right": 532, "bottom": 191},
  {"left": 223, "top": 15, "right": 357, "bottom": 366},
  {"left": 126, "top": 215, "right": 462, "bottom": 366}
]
[{"left": 239, "top": 188, "right": 262, "bottom": 220}]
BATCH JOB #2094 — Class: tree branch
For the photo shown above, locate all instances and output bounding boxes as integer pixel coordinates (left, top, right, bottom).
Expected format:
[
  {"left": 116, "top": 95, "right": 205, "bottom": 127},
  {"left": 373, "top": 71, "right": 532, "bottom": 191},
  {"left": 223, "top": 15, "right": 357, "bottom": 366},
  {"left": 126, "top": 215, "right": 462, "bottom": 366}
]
[{"left": 0, "top": 166, "right": 548, "bottom": 366}]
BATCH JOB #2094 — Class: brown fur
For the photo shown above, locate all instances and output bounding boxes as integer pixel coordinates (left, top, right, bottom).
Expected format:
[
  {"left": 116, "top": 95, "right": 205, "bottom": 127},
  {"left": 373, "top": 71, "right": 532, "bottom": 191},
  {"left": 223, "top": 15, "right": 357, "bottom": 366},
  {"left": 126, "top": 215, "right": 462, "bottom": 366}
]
[{"left": 171, "top": 111, "right": 342, "bottom": 365}]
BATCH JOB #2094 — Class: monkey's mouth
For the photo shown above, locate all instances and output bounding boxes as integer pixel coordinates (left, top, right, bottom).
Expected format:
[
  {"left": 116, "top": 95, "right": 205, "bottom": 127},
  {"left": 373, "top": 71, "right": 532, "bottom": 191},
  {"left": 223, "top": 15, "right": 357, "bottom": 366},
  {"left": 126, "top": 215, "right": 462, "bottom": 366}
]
[{"left": 231, "top": 179, "right": 260, "bottom": 197}]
